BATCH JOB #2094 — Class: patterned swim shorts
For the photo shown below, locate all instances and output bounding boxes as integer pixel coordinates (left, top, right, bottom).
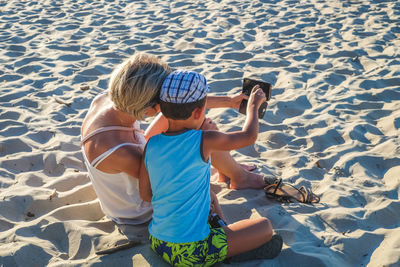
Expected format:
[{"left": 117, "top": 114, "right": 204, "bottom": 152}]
[{"left": 149, "top": 227, "right": 228, "bottom": 267}]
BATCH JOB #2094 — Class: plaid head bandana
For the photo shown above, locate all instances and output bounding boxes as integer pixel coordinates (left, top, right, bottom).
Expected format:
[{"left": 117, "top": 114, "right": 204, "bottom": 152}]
[{"left": 160, "top": 70, "right": 209, "bottom": 104}]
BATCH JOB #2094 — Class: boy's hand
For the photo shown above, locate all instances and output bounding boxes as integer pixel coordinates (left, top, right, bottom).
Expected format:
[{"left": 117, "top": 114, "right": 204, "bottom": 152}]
[{"left": 248, "top": 85, "right": 266, "bottom": 109}]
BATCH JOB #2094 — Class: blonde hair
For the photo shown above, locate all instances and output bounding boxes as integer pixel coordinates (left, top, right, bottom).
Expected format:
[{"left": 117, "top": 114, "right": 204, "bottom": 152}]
[{"left": 109, "top": 53, "right": 172, "bottom": 120}]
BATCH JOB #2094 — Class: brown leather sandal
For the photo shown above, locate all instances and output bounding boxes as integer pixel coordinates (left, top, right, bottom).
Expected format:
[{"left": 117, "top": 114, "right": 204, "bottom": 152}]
[{"left": 264, "top": 178, "right": 320, "bottom": 204}]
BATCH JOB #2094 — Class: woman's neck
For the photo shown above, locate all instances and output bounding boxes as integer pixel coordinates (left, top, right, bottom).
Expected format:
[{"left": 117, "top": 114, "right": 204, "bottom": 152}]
[{"left": 112, "top": 107, "right": 137, "bottom": 127}]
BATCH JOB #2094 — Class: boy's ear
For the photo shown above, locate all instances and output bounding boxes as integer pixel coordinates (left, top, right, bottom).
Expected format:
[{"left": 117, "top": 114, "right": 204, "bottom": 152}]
[{"left": 193, "top": 106, "right": 205, "bottom": 119}]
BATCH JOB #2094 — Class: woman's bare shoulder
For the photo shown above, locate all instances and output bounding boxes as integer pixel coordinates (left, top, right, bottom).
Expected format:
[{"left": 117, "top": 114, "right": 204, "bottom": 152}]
[
  {"left": 90, "top": 93, "right": 110, "bottom": 109},
  {"left": 82, "top": 93, "right": 111, "bottom": 131},
  {"left": 99, "top": 143, "right": 143, "bottom": 176}
]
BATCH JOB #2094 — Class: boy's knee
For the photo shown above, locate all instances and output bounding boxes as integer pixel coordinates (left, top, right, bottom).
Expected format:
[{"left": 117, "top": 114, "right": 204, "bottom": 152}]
[{"left": 258, "top": 217, "right": 273, "bottom": 241}]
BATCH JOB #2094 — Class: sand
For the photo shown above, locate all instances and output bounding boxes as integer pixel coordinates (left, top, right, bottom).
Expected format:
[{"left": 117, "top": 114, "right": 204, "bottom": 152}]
[{"left": 0, "top": 0, "right": 399, "bottom": 266}]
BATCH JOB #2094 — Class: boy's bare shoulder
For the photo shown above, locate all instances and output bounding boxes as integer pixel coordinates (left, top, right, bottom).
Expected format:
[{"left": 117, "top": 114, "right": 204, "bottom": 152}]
[{"left": 202, "top": 130, "right": 222, "bottom": 141}]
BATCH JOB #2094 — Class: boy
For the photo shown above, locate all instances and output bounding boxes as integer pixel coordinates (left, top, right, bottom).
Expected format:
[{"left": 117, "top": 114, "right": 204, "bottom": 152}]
[{"left": 140, "top": 70, "right": 282, "bottom": 266}]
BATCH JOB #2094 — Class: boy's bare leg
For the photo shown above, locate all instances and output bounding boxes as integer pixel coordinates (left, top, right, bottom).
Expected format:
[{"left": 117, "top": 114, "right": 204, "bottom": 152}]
[
  {"left": 211, "top": 151, "right": 265, "bottom": 189},
  {"left": 223, "top": 217, "right": 273, "bottom": 258}
]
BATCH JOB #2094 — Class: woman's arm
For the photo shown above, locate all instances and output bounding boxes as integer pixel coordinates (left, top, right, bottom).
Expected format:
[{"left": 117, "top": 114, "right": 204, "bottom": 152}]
[
  {"left": 206, "top": 93, "right": 248, "bottom": 109},
  {"left": 144, "top": 112, "right": 169, "bottom": 140},
  {"left": 111, "top": 146, "right": 143, "bottom": 179},
  {"left": 139, "top": 155, "right": 152, "bottom": 202}
]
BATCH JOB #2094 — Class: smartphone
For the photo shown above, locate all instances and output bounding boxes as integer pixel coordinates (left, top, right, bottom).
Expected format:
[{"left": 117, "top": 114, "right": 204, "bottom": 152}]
[{"left": 238, "top": 78, "right": 271, "bottom": 119}]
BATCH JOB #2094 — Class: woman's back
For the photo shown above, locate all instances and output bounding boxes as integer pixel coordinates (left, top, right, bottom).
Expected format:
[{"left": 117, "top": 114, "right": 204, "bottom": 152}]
[{"left": 81, "top": 93, "right": 152, "bottom": 224}]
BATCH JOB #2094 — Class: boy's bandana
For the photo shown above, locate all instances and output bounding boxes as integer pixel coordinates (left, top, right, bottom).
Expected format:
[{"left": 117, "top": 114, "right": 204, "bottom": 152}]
[{"left": 160, "top": 70, "right": 209, "bottom": 103}]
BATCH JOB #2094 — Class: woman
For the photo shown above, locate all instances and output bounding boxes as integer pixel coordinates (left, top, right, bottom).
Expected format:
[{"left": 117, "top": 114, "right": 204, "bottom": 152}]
[{"left": 81, "top": 53, "right": 265, "bottom": 226}]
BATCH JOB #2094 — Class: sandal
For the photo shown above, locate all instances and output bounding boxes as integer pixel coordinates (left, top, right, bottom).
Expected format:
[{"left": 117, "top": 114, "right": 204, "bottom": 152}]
[
  {"left": 263, "top": 176, "right": 278, "bottom": 186},
  {"left": 264, "top": 178, "right": 320, "bottom": 204}
]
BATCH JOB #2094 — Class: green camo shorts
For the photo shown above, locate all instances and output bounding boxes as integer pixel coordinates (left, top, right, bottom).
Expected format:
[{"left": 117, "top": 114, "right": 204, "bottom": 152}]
[{"left": 149, "top": 227, "right": 228, "bottom": 267}]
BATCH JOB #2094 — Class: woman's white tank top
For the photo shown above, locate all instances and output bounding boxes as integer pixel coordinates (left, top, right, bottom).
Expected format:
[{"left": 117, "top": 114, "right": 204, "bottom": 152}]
[{"left": 81, "top": 121, "right": 152, "bottom": 225}]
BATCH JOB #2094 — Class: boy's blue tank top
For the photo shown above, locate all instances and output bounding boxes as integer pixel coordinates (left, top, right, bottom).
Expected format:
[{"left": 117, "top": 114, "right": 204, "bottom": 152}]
[{"left": 145, "top": 129, "right": 211, "bottom": 243}]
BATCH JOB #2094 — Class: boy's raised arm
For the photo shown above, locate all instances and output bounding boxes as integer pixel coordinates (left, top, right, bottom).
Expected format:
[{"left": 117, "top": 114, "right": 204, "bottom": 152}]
[{"left": 202, "top": 85, "right": 266, "bottom": 158}]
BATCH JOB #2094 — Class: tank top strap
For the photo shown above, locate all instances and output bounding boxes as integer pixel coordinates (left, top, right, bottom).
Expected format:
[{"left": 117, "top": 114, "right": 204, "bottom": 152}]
[
  {"left": 91, "top": 142, "right": 141, "bottom": 168},
  {"left": 81, "top": 126, "right": 135, "bottom": 144}
]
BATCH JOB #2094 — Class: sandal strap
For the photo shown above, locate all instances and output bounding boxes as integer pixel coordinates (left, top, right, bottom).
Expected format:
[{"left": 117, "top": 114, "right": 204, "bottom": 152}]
[
  {"left": 272, "top": 179, "right": 283, "bottom": 195},
  {"left": 299, "top": 186, "right": 308, "bottom": 203}
]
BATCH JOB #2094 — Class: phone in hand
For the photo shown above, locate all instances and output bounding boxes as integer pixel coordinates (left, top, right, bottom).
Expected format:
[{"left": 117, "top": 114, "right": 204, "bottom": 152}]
[{"left": 238, "top": 78, "right": 271, "bottom": 119}]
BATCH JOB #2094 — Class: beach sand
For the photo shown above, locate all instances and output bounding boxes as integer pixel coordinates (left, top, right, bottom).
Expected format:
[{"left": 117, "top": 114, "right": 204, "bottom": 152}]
[{"left": 1, "top": 0, "right": 399, "bottom": 266}]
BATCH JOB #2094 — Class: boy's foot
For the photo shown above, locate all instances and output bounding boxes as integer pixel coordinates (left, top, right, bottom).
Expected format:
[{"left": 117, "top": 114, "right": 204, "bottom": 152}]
[{"left": 229, "top": 234, "right": 283, "bottom": 262}]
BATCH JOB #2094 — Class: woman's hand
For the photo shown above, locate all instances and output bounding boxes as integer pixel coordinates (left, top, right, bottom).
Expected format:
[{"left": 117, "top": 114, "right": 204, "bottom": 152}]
[
  {"left": 229, "top": 93, "right": 248, "bottom": 109},
  {"left": 200, "top": 118, "right": 219, "bottom": 131}
]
